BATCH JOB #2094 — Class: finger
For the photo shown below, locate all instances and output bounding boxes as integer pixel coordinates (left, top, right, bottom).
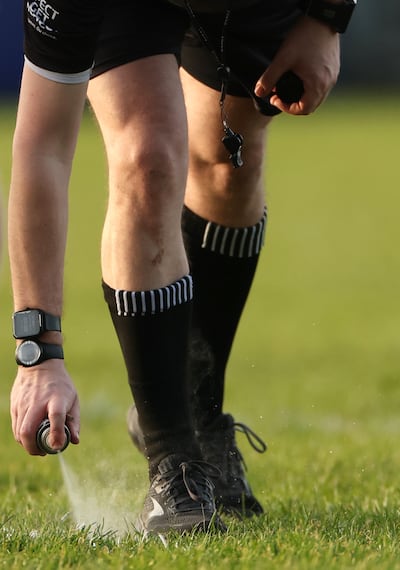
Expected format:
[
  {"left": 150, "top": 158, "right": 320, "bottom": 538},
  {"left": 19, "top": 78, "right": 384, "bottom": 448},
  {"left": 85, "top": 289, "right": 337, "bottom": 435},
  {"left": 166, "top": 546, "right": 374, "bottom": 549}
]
[
  {"left": 269, "top": 87, "right": 324, "bottom": 116},
  {"left": 19, "top": 415, "right": 47, "bottom": 456},
  {"left": 269, "top": 94, "right": 306, "bottom": 115},
  {"left": 47, "top": 410, "right": 68, "bottom": 451},
  {"left": 254, "top": 60, "right": 290, "bottom": 99},
  {"left": 10, "top": 402, "right": 19, "bottom": 442},
  {"left": 10, "top": 384, "right": 22, "bottom": 442},
  {"left": 255, "top": 68, "right": 307, "bottom": 116},
  {"left": 67, "top": 399, "right": 80, "bottom": 445}
]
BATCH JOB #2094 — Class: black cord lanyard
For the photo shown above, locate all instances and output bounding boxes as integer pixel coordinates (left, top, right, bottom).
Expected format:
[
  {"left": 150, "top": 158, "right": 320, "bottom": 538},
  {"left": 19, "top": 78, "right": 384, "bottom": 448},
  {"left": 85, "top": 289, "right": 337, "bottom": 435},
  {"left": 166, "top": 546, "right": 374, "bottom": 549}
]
[{"left": 183, "top": 0, "right": 244, "bottom": 167}]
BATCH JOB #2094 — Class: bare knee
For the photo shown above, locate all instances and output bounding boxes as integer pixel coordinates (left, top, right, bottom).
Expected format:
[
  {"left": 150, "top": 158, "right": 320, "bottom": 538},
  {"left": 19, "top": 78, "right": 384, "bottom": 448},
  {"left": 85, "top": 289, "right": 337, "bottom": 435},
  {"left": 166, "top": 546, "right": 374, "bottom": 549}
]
[
  {"left": 102, "top": 131, "right": 189, "bottom": 284},
  {"left": 186, "top": 138, "right": 266, "bottom": 224},
  {"left": 107, "top": 129, "right": 188, "bottom": 217}
]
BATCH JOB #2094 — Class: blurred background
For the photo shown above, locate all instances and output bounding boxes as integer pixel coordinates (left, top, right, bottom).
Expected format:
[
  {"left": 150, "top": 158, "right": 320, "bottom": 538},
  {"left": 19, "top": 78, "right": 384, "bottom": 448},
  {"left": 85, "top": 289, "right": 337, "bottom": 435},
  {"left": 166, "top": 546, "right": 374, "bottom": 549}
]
[{"left": 1, "top": 0, "right": 400, "bottom": 95}]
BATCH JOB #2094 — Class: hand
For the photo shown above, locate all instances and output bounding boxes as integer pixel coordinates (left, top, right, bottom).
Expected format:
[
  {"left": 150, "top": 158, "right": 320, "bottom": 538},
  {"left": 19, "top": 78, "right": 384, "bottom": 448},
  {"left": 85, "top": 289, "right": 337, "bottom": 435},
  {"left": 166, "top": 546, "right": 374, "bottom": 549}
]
[
  {"left": 255, "top": 15, "right": 340, "bottom": 115},
  {"left": 10, "top": 359, "right": 80, "bottom": 455}
]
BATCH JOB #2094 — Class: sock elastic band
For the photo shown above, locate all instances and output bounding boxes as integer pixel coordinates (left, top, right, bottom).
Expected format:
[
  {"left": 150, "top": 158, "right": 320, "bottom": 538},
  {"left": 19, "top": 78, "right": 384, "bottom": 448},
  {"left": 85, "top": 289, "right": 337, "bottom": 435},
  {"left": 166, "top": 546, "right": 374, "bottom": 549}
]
[
  {"left": 182, "top": 206, "right": 267, "bottom": 258},
  {"left": 111, "top": 274, "right": 193, "bottom": 316}
]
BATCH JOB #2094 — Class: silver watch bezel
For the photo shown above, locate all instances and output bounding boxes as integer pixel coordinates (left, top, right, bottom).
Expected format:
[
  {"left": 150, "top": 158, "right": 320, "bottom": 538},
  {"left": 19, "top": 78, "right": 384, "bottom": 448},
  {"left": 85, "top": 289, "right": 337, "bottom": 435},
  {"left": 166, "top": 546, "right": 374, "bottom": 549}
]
[{"left": 16, "top": 339, "right": 43, "bottom": 367}]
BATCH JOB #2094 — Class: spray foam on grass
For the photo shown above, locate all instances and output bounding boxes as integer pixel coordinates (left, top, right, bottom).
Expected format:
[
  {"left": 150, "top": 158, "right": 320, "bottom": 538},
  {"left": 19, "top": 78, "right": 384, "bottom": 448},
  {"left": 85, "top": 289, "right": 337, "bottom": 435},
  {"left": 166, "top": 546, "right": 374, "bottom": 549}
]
[{"left": 58, "top": 453, "right": 146, "bottom": 538}]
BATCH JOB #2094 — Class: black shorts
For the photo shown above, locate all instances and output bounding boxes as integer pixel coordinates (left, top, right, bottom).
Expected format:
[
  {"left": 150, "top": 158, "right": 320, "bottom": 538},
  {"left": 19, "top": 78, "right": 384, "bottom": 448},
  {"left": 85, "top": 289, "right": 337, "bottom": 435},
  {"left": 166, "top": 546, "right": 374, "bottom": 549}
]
[
  {"left": 92, "top": 0, "right": 301, "bottom": 97},
  {"left": 24, "top": 0, "right": 106, "bottom": 82}
]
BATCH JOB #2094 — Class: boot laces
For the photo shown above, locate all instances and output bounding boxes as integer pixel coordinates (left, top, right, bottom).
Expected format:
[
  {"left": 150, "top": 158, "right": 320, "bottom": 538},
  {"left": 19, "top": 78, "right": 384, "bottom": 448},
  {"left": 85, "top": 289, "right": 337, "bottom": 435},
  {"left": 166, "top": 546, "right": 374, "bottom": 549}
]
[
  {"left": 200, "top": 420, "right": 267, "bottom": 484},
  {"left": 159, "top": 460, "right": 220, "bottom": 512}
]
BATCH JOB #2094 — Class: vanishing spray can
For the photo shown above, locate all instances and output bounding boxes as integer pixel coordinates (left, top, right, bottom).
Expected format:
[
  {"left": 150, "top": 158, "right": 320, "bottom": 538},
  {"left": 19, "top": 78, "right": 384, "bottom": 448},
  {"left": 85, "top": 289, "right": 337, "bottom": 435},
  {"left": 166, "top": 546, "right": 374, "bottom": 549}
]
[{"left": 36, "top": 419, "right": 71, "bottom": 455}]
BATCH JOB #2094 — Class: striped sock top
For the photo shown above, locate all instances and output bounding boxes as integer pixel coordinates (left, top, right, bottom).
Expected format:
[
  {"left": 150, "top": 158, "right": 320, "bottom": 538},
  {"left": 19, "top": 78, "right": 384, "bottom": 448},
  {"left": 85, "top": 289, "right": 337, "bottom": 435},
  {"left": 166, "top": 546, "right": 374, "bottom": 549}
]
[
  {"left": 200, "top": 208, "right": 267, "bottom": 258},
  {"left": 113, "top": 274, "right": 193, "bottom": 316}
]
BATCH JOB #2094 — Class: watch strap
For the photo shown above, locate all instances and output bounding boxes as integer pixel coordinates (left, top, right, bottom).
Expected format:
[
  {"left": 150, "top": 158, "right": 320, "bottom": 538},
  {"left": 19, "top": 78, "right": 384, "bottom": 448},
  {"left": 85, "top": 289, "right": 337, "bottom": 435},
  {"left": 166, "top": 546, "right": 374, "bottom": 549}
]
[
  {"left": 41, "top": 341, "right": 64, "bottom": 361},
  {"left": 299, "top": 0, "right": 356, "bottom": 33},
  {"left": 41, "top": 311, "right": 62, "bottom": 333}
]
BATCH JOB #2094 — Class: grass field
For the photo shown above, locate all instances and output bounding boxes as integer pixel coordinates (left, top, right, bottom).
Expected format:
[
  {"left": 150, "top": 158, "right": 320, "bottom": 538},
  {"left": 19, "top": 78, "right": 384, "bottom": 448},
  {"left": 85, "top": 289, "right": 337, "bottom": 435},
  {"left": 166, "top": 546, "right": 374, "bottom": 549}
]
[{"left": 0, "top": 91, "right": 400, "bottom": 569}]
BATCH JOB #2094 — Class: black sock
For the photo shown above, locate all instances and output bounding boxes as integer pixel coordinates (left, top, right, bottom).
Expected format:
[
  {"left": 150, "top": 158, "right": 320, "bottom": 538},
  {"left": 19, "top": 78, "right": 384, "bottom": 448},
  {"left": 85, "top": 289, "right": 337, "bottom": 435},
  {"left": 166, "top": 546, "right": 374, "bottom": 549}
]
[
  {"left": 102, "top": 276, "right": 201, "bottom": 476},
  {"left": 182, "top": 206, "right": 267, "bottom": 429}
]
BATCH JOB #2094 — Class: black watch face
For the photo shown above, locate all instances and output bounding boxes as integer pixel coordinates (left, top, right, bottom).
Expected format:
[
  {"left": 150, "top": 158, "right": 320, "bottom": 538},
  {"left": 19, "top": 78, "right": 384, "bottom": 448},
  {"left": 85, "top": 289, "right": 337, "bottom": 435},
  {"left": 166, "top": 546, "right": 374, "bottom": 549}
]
[
  {"left": 13, "top": 310, "right": 41, "bottom": 339},
  {"left": 17, "top": 340, "right": 42, "bottom": 366}
]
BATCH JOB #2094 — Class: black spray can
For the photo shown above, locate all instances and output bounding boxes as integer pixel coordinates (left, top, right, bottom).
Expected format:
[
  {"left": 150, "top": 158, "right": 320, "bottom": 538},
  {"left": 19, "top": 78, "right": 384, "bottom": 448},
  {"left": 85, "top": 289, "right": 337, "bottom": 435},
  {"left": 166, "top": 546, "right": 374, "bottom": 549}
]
[{"left": 36, "top": 419, "right": 71, "bottom": 454}]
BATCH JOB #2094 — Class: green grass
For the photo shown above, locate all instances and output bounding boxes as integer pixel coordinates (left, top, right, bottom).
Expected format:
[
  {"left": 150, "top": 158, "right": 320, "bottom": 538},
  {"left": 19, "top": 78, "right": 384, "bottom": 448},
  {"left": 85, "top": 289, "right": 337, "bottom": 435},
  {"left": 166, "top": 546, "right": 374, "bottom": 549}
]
[{"left": 1, "top": 91, "right": 400, "bottom": 568}]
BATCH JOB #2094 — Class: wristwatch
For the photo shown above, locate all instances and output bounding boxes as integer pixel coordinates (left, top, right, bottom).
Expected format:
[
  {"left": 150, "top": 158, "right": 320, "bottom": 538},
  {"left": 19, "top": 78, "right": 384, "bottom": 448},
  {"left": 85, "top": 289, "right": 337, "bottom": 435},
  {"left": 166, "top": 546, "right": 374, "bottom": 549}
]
[
  {"left": 15, "top": 340, "right": 64, "bottom": 367},
  {"left": 299, "top": 0, "right": 357, "bottom": 33},
  {"left": 12, "top": 309, "right": 61, "bottom": 339}
]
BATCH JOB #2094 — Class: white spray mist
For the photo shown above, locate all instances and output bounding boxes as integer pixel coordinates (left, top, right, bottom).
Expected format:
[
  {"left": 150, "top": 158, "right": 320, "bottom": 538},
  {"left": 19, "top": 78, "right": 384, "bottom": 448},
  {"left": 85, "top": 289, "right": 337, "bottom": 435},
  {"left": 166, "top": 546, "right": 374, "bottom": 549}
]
[{"left": 58, "top": 453, "right": 145, "bottom": 538}]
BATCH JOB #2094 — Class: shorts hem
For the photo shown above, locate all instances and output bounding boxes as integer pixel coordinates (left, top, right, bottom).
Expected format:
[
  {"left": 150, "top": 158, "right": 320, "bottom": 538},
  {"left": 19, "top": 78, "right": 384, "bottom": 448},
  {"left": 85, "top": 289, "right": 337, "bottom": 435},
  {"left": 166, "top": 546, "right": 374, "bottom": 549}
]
[{"left": 25, "top": 56, "right": 92, "bottom": 84}]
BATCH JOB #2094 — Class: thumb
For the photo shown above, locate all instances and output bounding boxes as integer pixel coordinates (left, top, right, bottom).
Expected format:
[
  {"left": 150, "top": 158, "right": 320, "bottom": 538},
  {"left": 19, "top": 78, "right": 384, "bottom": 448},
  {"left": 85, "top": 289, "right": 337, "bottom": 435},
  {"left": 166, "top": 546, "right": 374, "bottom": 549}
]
[{"left": 254, "top": 63, "right": 286, "bottom": 98}]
